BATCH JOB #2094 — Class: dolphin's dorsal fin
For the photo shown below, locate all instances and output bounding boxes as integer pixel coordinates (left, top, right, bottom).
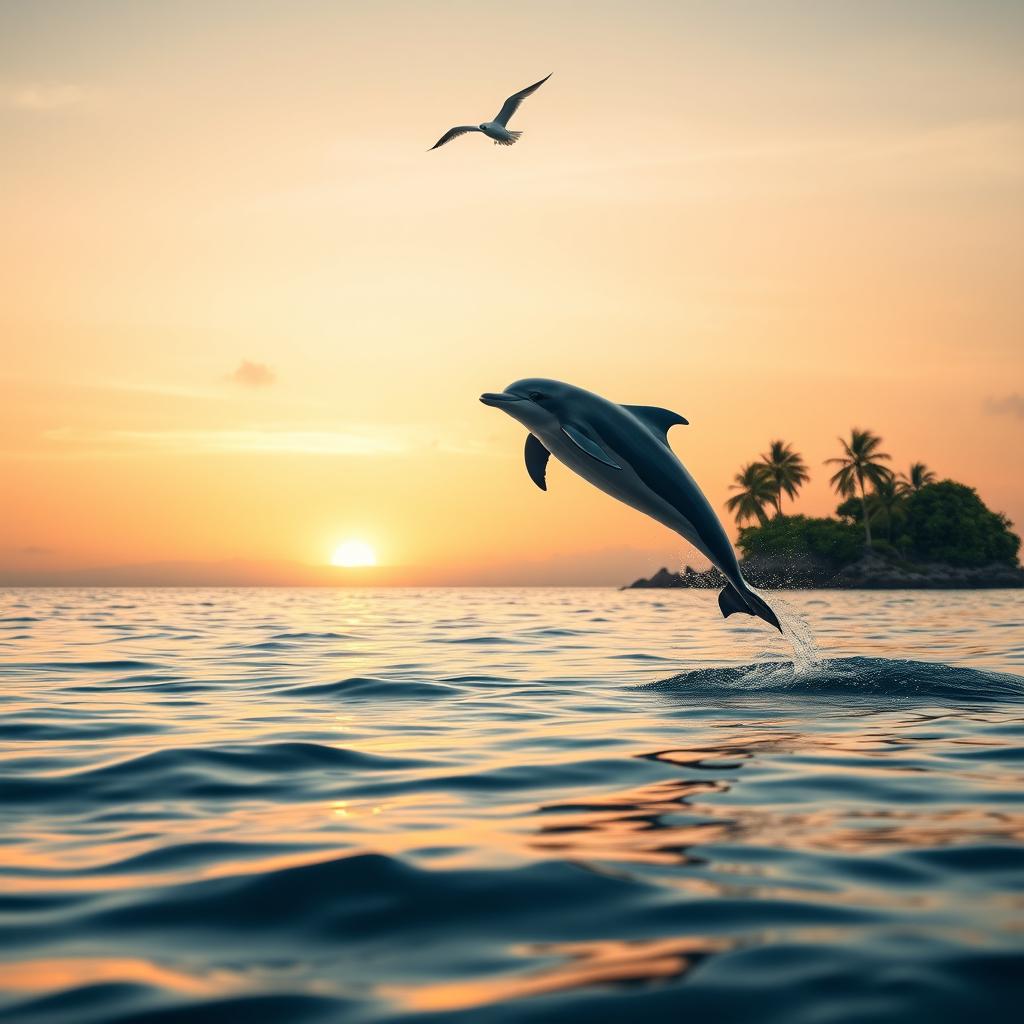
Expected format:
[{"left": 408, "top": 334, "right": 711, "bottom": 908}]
[
  {"left": 562, "top": 424, "right": 622, "bottom": 469},
  {"left": 524, "top": 432, "right": 550, "bottom": 491},
  {"left": 623, "top": 405, "right": 689, "bottom": 444}
]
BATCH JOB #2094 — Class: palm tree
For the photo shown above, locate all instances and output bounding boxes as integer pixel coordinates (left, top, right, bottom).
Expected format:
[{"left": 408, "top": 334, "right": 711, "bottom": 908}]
[
  {"left": 825, "top": 429, "right": 893, "bottom": 545},
  {"left": 758, "top": 440, "right": 809, "bottom": 517},
  {"left": 726, "top": 463, "right": 776, "bottom": 526},
  {"left": 897, "top": 462, "right": 937, "bottom": 495}
]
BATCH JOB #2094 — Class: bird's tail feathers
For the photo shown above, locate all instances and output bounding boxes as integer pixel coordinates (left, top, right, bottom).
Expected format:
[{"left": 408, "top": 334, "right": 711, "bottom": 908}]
[{"left": 495, "top": 131, "right": 523, "bottom": 146}]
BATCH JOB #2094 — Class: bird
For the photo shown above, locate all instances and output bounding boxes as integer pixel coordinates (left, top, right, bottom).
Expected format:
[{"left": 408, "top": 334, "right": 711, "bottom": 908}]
[{"left": 429, "top": 74, "right": 552, "bottom": 151}]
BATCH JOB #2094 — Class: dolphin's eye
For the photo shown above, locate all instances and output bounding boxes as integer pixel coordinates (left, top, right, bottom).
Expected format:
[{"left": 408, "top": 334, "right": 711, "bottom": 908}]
[{"left": 528, "top": 391, "right": 545, "bottom": 402}]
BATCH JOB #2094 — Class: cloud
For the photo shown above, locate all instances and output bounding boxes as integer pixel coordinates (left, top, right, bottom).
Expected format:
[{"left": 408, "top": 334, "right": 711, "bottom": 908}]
[
  {"left": 28, "top": 416, "right": 499, "bottom": 460},
  {"left": 229, "top": 360, "right": 276, "bottom": 388},
  {"left": 0, "top": 82, "right": 92, "bottom": 111},
  {"left": 985, "top": 394, "right": 1024, "bottom": 419},
  {"left": 41, "top": 426, "right": 409, "bottom": 457},
  {"left": 87, "top": 379, "right": 224, "bottom": 401}
]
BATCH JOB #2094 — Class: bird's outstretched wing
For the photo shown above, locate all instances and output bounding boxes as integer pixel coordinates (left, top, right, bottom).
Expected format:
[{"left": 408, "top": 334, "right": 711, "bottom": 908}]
[
  {"left": 429, "top": 125, "right": 482, "bottom": 151},
  {"left": 493, "top": 73, "right": 551, "bottom": 127}
]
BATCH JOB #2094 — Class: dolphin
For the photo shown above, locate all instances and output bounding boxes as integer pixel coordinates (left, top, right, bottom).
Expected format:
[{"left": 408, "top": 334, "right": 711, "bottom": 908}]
[{"left": 480, "top": 378, "right": 782, "bottom": 632}]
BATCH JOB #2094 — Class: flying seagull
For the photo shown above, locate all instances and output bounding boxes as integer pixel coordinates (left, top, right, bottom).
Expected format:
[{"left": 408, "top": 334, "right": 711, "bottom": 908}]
[{"left": 429, "top": 73, "right": 552, "bottom": 151}]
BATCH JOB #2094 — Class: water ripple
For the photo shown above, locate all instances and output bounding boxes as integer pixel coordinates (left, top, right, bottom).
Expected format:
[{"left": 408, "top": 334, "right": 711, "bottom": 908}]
[{"left": 0, "top": 586, "right": 1022, "bottom": 1022}]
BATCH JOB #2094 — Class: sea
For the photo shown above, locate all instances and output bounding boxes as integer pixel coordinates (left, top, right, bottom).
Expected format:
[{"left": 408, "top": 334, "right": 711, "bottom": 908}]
[{"left": 1, "top": 586, "right": 1022, "bottom": 1023}]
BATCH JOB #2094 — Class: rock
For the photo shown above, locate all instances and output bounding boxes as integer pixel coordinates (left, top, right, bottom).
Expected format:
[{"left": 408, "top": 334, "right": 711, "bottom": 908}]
[
  {"left": 623, "top": 566, "right": 723, "bottom": 589},
  {"left": 625, "top": 557, "right": 1024, "bottom": 590}
]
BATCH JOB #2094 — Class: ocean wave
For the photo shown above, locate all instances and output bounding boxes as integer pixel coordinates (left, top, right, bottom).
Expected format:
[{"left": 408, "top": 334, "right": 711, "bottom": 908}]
[
  {"left": 287, "top": 676, "right": 465, "bottom": 700},
  {"left": 2, "top": 840, "right": 326, "bottom": 881},
  {"left": 0, "top": 718, "right": 168, "bottom": 742},
  {"left": 0, "top": 742, "right": 427, "bottom": 807},
  {"left": 433, "top": 635, "right": 527, "bottom": 645},
  {"left": 3, "top": 587, "right": 1023, "bottom": 1024},
  {"left": 270, "top": 631, "right": 364, "bottom": 641},
  {"left": 227, "top": 640, "right": 299, "bottom": 652},
  {"left": 0, "top": 659, "right": 161, "bottom": 674},
  {"left": 68, "top": 853, "right": 651, "bottom": 938},
  {"left": 0, "top": 851, "right": 901, "bottom": 1023},
  {"left": 0, "top": 986, "right": 342, "bottom": 1024},
  {"left": 644, "top": 657, "right": 1024, "bottom": 703}
]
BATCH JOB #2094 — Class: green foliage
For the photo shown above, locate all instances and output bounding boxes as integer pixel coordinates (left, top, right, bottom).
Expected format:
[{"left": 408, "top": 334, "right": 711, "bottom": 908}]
[
  {"left": 898, "top": 462, "right": 937, "bottom": 495},
  {"left": 727, "top": 441, "right": 811, "bottom": 524},
  {"left": 824, "top": 428, "right": 893, "bottom": 545},
  {"left": 867, "top": 478, "right": 908, "bottom": 542},
  {"left": 738, "top": 515, "right": 863, "bottom": 568},
  {"left": 726, "top": 462, "right": 775, "bottom": 526},
  {"left": 758, "top": 440, "right": 809, "bottom": 516},
  {"left": 840, "top": 486, "right": 909, "bottom": 541},
  {"left": 836, "top": 497, "right": 863, "bottom": 523},
  {"left": 903, "top": 481, "right": 1020, "bottom": 567},
  {"left": 733, "top": 437, "right": 1020, "bottom": 571},
  {"left": 868, "top": 539, "right": 899, "bottom": 558},
  {"left": 825, "top": 429, "right": 893, "bottom": 498}
]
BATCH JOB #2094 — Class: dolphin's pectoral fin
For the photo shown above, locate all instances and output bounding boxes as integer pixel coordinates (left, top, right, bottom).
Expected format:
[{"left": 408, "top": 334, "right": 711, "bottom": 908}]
[
  {"left": 524, "top": 433, "right": 550, "bottom": 491},
  {"left": 622, "top": 405, "right": 689, "bottom": 444},
  {"left": 561, "top": 425, "right": 622, "bottom": 469}
]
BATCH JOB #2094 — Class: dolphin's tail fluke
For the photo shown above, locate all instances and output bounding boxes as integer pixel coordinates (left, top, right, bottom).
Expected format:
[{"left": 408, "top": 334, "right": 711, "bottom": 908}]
[{"left": 718, "top": 582, "right": 782, "bottom": 633}]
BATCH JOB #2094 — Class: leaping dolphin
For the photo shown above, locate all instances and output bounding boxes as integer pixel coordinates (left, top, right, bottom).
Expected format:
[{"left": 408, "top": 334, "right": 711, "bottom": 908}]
[{"left": 480, "top": 378, "right": 782, "bottom": 633}]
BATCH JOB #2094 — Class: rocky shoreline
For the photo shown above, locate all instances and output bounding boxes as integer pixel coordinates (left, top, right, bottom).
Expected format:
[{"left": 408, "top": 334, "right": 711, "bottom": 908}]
[{"left": 624, "top": 553, "right": 1024, "bottom": 590}]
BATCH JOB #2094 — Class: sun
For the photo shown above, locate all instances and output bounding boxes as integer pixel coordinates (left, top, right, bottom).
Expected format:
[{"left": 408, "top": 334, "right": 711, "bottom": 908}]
[{"left": 330, "top": 540, "right": 377, "bottom": 568}]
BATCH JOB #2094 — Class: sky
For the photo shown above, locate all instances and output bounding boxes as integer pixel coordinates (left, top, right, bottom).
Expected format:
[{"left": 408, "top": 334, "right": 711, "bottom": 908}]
[{"left": 2, "top": 0, "right": 1023, "bottom": 585}]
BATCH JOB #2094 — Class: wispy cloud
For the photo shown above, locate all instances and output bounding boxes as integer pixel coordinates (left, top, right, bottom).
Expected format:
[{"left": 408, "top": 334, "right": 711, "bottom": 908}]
[
  {"left": 985, "top": 394, "right": 1024, "bottom": 419},
  {"left": 85, "top": 379, "right": 225, "bottom": 401},
  {"left": 228, "top": 360, "right": 276, "bottom": 388},
  {"left": 30, "top": 422, "right": 502, "bottom": 460},
  {"left": 0, "top": 82, "right": 94, "bottom": 112},
  {"left": 77, "top": 377, "right": 334, "bottom": 412},
  {"left": 41, "top": 426, "right": 410, "bottom": 457}
]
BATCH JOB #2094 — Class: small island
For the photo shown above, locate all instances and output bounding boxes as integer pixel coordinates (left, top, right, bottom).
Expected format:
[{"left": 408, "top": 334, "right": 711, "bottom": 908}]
[{"left": 626, "top": 430, "right": 1023, "bottom": 590}]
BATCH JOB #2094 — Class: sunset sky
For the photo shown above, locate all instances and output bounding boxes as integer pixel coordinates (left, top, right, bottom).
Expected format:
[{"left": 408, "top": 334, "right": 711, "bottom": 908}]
[{"left": 3, "top": 0, "right": 1022, "bottom": 585}]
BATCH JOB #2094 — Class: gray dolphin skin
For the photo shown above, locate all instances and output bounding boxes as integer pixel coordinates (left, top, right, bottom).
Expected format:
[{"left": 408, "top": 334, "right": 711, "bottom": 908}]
[{"left": 480, "top": 378, "right": 782, "bottom": 632}]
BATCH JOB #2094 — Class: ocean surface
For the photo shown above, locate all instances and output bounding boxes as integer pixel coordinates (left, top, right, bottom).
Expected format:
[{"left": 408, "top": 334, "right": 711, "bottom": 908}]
[{"left": 1, "top": 587, "right": 1023, "bottom": 1023}]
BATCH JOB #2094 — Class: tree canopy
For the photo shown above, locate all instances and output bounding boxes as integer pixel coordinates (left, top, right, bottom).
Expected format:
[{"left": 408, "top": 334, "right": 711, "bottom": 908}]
[
  {"left": 738, "top": 515, "right": 863, "bottom": 568},
  {"left": 728, "top": 429, "right": 1019, "bottom": 571},
  {"left": 726, "top": 463, "right": 775, "bottom": 526},
  {"left": 903, "top": 481, "right": 1020, "bottom": 567},
  {"left": 738, "top": 481, "right": 1020, "bottom": 571},
  {"left": 759, "top": 440, "right": 809, "bottom": 516},
  {"left": 825, "top": 428, "right": 893, "bottom": 545},
  {"left": 898, "top": 462, "right": 937, "bottom": 495}
]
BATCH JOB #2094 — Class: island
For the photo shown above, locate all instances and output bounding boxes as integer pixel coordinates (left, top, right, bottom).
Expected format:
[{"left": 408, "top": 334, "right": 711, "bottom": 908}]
[
  {"left": 625, "top": 555, "right": 1024, "bottom": 590},
  {"left": 626, "top": 432, "right": 1022, "bottom": 590}
]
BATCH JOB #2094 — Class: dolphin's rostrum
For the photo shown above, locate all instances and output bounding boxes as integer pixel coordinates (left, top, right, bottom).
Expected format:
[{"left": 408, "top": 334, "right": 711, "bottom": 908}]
[{"left": 480, "top": 378, "right": 782, "bottom": 632}]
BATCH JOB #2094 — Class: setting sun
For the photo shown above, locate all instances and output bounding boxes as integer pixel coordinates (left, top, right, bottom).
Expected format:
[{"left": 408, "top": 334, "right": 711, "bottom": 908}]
[{"left": 330, "top": 540, "right": 377, "bottom": 568}]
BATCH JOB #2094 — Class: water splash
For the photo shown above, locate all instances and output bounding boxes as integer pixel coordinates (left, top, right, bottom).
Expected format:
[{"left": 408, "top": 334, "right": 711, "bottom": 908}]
[{"left": 771, "top": 594, "right": 822, "bottom": 674}]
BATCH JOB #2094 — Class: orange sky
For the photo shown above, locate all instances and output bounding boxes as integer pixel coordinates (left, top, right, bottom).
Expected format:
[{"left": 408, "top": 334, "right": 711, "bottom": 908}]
[{"left": 2, "top": 1, "right": 1023, "bottom": 584}]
